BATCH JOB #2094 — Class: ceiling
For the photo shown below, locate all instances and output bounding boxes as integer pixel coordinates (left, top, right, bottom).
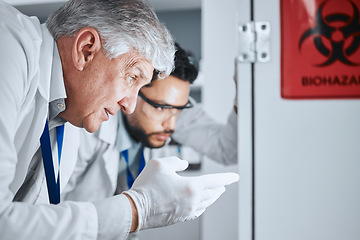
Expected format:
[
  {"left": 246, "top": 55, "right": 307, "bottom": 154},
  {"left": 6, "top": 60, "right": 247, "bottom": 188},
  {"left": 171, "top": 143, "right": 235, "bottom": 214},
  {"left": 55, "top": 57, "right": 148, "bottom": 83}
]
[
  {"left": 149, "top": 0, "right": 201, "bottom": 11},
  {"left": 5, "top": 0, "right": 201, "bottom": 23},
  {"left": 4, "top": 0, "right": 201, "bottom": 11}
]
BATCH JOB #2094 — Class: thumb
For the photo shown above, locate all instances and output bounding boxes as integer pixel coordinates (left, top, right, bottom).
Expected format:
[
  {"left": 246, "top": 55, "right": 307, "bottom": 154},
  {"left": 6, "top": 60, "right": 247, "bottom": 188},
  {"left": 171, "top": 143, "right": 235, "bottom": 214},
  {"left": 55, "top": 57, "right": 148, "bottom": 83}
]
[{"left": 156, "top": 156, "right": 189, "bottom": 172}]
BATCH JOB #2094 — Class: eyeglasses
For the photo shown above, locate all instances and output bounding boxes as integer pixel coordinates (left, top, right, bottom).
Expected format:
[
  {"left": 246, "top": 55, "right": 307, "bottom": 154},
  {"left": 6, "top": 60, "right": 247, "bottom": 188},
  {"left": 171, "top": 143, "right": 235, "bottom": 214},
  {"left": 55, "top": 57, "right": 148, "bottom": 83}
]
[
  {"left": 139, "top": 91, "right": 193, "bottom": 110},
  {"left": 139, "top": 91, "right": 193, "bottom": 120}
]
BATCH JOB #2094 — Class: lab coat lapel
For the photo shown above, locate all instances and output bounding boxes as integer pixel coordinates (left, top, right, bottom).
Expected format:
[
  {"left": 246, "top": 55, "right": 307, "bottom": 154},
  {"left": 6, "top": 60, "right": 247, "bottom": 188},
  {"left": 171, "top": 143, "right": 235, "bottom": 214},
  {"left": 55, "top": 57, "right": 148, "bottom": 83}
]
[{"left": 9, "top": 25, "right": 53, "bottom": 194}]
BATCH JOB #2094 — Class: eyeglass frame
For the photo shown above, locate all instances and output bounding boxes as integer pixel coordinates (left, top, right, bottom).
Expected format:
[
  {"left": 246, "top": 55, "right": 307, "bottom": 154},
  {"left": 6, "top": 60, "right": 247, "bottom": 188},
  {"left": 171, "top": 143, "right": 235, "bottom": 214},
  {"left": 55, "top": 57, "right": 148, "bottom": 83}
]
[{"left": 138, "top": 91, "right": 193, "bottom": 110}]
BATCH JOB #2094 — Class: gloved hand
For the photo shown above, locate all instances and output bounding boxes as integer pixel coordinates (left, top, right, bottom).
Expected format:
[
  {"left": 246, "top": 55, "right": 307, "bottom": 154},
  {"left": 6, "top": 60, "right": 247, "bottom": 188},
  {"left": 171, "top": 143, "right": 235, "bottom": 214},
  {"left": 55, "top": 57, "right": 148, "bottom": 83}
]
[{"left": 123, "top": 156, "right": 239, "bottom": 231}]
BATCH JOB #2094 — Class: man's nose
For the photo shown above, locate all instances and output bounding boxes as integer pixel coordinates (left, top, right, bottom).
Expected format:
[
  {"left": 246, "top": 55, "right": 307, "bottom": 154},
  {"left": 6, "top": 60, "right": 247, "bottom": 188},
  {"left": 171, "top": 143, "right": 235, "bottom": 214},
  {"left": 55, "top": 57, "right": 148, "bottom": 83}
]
[
  {"left": 118, "top": 92, "right": 137, "bottom": 114},
  {"left": 162, "top": 112, "right": 177, "bottom": 130}
]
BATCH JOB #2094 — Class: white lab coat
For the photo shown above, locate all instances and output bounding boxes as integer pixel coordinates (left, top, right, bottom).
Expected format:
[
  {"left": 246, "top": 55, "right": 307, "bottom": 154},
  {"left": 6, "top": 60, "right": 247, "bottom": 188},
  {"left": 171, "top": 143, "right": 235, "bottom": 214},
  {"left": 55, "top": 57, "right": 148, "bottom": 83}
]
[
  {"left": 62, "top": 98, "right": 238, "bottom": 201},
  {"left": 0, "top": 2, "right": 132, "bottom": 239}
]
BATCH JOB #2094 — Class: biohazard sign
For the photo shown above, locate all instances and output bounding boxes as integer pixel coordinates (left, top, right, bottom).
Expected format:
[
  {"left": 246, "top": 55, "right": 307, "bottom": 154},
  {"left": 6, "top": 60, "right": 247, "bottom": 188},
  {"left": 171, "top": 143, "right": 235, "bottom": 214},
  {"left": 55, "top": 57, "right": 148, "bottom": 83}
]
[{"left": 281, "top": 0, "right": 360, "bottom": 99}]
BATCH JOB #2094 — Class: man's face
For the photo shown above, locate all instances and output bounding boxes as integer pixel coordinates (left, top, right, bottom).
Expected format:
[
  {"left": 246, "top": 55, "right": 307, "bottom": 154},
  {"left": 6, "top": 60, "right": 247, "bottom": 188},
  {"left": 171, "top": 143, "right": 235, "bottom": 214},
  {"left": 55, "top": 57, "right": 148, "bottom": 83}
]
[
  {"left": 124, "top": 75, "right": 190, "bottom": 148},
  {"left": 61, "top": 50, "right": 154, "bottom": 133}
]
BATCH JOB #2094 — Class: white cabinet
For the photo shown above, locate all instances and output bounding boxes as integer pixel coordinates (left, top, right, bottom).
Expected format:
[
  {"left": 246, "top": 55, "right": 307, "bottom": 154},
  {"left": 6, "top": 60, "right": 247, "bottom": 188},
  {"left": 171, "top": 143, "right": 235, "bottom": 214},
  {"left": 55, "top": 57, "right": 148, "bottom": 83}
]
[{"left": 237, "top": 1, "right": 360, "bottom": 240}]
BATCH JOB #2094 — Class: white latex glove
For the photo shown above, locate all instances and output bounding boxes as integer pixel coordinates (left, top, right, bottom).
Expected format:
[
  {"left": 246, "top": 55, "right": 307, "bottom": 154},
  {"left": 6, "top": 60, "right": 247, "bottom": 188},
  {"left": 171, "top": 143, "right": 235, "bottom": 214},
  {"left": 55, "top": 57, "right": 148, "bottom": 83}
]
[{"left": 123, "top": 156, "right": 239, "bottom": 231}]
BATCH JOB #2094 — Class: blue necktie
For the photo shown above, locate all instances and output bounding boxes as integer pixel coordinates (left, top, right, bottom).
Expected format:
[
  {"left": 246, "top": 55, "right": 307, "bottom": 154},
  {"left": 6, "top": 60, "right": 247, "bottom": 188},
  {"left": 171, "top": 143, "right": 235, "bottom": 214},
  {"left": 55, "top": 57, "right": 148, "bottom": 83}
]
[
  {"left": 40, "top": 120, "right": 64, "bottom": 204},
  {"left": 121, "top": 147, "right": 146, "bottom": 189}
]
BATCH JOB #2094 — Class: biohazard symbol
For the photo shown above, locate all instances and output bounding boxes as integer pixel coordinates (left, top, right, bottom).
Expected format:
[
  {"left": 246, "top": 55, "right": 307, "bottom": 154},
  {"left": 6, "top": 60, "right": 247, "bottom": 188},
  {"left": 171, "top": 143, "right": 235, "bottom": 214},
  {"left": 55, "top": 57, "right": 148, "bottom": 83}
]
[{"left": 298, "top": 0, "right": 360, "bottom": 66}]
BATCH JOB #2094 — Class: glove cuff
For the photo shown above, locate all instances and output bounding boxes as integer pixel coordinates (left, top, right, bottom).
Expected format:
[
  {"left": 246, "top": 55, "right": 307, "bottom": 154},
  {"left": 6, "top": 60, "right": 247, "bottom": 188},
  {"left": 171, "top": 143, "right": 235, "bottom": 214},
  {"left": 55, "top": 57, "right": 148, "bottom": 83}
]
[{"left": 123, "top": 190, "right": 145, "bottom": 232}]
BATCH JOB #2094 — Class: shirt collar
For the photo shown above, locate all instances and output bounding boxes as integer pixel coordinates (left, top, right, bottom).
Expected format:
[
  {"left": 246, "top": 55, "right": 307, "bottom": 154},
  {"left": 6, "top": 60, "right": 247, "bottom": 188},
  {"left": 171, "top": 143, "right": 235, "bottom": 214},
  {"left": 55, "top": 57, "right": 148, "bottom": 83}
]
[
  {"left": 116, "top": 111, "right": 139, "bottom": 153},
  {"left": 97, "top": 113, "right": 118, "bottom": 145},
  {"left": 48, "top": 41, "right": 67, "bottom": 122},
  {"left": 50, "top": 41, "right": 66, "bottom": 102}
]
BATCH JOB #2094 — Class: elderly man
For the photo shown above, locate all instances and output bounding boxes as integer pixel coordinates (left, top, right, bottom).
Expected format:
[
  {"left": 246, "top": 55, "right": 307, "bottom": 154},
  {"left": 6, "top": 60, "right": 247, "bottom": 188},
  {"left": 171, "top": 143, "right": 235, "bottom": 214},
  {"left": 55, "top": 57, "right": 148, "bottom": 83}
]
[{"left": 0, "top": 0, "right": 238, "bottom": 239}]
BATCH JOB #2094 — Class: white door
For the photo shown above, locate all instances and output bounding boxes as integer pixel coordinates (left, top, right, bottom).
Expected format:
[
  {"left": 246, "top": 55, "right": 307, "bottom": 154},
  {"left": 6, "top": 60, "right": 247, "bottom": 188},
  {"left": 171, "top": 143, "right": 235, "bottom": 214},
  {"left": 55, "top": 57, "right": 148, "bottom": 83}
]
[{"left": 238, "top": 0, "right": 360, "bottom": 240}]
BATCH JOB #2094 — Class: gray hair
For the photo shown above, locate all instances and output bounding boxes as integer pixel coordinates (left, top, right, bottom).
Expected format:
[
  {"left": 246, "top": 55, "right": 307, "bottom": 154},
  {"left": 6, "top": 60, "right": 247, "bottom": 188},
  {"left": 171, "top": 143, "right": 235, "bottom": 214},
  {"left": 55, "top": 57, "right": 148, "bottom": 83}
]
[{"left": 46, "top": 0, "right": 175, "bottom": 78}]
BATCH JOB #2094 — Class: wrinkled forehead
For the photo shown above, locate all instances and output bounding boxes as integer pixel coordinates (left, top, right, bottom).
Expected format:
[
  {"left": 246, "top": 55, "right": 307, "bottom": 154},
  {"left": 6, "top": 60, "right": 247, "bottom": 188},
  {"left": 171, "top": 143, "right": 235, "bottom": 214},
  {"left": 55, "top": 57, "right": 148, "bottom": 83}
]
[{"left": 126, "top": 52, "right": 153, "bottom": 70}]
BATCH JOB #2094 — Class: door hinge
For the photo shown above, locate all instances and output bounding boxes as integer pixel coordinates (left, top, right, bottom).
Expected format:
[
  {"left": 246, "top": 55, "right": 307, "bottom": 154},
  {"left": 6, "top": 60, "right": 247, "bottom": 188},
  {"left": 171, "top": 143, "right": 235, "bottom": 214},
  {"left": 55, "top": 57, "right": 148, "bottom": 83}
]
[{"left": 237, "top": 21, "right": 270, "bottom": 63}]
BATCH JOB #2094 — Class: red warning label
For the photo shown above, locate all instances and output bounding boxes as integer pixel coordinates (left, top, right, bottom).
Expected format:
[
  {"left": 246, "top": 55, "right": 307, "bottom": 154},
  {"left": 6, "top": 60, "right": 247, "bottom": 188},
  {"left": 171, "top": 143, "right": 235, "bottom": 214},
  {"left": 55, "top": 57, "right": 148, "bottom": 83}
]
[{"left": 281, "top": 0, "right": 360, "bottom": 99}]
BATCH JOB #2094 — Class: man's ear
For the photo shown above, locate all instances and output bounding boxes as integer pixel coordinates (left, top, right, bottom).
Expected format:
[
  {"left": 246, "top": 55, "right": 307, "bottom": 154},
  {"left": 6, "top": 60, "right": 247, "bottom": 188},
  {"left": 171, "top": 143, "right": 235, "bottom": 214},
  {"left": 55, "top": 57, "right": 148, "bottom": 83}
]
[{"left": 72, "top": 27, "right": 102, "bottom": 71}]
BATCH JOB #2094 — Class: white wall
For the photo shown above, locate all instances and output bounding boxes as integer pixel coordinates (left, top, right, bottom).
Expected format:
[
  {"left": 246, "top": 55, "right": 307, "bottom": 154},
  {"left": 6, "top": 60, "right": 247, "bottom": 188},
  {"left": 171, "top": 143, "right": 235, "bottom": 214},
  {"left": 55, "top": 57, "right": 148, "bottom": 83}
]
[{"left": 201, "top": 0, "right": 239, "bottom": 239}]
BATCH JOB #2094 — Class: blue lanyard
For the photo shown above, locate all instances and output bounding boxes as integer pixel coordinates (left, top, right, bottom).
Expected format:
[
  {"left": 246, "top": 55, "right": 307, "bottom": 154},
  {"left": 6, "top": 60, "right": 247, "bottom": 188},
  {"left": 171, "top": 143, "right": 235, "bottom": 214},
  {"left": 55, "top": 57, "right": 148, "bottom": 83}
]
[
  {"left": 121, "top": 147, "right": 145, "bottom": 189},
  {"left": 40, "top": 120, "right": 64, "bottom": 204}
]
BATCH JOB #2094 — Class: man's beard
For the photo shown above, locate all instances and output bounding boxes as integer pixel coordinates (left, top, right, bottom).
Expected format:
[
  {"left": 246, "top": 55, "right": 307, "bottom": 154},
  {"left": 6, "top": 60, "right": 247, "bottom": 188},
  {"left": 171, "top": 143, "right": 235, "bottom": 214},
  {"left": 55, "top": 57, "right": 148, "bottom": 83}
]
[{"left": 123, "top": 115, "right": 174, "bottom": 148}]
